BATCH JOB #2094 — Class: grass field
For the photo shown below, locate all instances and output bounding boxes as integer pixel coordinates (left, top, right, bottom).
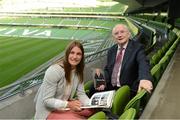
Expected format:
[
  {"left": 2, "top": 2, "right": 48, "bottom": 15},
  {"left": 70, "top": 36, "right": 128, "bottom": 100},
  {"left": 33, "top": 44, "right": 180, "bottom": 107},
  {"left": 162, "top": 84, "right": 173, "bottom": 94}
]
[
  {"left": 0, "top": 16, "right": 128, "bottom": 88},
  {"left": 0, "top": 37, "right": 70, "bottom": 88}
]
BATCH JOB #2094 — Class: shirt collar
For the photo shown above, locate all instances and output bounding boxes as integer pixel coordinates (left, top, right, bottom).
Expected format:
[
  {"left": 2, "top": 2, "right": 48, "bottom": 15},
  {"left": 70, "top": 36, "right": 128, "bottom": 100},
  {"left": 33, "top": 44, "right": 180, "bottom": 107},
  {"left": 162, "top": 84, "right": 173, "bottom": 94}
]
[{"left": 118, "top": 41, "right": 128, "bottom": 50}]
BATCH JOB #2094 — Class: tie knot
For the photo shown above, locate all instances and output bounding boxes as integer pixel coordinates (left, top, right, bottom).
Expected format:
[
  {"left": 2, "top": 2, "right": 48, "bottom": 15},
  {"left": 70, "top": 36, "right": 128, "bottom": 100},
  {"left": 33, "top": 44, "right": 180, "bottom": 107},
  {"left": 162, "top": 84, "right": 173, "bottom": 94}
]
[
  {"left": 118, "top": 47, "right": 124, "bottom": 54},
  {"left": 119, "top": 47, "right": 124, "bottom": 51},
  {"left": 116, "top": 48, "right": 124, "bottom": 61}
]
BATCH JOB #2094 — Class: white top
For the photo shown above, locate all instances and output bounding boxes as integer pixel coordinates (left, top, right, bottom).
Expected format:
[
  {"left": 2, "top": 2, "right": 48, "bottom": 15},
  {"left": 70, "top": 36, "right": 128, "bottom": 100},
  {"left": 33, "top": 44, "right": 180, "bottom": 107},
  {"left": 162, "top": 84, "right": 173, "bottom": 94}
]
[{"left": 34, "top": 64, "right": 90, "bottom": 120}]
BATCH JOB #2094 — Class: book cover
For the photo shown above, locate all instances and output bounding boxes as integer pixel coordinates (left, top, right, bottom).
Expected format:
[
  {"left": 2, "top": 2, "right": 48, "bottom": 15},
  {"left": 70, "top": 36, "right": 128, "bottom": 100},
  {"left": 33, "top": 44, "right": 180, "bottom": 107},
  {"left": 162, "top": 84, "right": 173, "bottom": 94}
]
[{"left": 93, "top": 69, "right": 106, "bottom": 88}]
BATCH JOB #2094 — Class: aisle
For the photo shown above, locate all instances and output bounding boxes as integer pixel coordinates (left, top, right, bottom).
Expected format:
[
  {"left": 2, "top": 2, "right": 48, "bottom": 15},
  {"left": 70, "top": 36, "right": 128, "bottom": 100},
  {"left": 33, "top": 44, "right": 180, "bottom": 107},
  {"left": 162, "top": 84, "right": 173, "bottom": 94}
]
[{"left": 141, "top": 44, "right": 180, "bottom": 119}]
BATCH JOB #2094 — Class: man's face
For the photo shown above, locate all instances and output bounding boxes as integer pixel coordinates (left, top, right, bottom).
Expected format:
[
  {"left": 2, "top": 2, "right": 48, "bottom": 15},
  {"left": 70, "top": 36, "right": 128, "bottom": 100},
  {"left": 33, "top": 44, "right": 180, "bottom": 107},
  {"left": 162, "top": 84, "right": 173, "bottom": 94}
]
[{"left": 112, "top": 25, "right": 130, "bottom": 46}]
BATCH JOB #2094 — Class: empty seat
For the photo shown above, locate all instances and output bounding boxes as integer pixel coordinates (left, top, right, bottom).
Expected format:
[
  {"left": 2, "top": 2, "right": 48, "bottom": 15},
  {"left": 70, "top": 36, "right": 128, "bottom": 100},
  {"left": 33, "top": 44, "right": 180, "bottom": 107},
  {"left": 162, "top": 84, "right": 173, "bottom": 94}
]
[
  {"left": 150, "top": 64, "right": 162, "bottom": 87},
  {"left": 124, "top": 89, "right": 147, "bottom": 118},
  {"left": 88, "top": 85, "right": 130, "bottom": 120},
  {"left": 165, "top": 49, "right": 174, "bottom": 59},
  {"left": 88, "top": 111, "right": 106, "bottom": 120},
  {"left": 88, "top": 108, "right": 136, "bottom": 120},
  {"left": 157, "top": 49, "right": 164, "bottom": 59},
  {"left": 150, "top": 53, "right": 160, "bottom": 66},
  {"left": 84, "top": 80, "right": 94, "bottom": 96},
  {"left": 111, "top": 85, "right": 130, "bottom": 116},
  {"left": 119, "top": 108, "right": 136, "bottom": 120},
  {"left": 170, "top": 38, "right": 179, "bottom": 50},
  {"left": 158, "top": 56, "right": 169, "bottom": 72}
]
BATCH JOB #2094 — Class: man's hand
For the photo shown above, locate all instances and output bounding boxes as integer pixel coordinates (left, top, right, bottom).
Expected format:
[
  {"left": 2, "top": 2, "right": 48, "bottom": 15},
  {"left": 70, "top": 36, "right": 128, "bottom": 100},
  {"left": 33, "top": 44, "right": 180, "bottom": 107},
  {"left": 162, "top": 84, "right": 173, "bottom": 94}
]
[
  {"left": 138, "top": 80, "right": 153, "bottom": 93},
  {"left": 67, "top": 100, "right": 82, "bottom": 111},
  {"left": 96, "top": 85, "right": 105, "bottom": 91}
]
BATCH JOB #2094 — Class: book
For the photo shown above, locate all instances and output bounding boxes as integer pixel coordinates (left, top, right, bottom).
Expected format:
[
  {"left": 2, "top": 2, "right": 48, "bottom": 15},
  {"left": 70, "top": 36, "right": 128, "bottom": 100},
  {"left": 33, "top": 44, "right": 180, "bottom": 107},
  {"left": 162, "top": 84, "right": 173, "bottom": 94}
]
[
  {"left": 81, "top": 90, "right": 115, "bottom": 109},
  {"left": 93, "top": 69, "right": 106, "bottom": 88}
]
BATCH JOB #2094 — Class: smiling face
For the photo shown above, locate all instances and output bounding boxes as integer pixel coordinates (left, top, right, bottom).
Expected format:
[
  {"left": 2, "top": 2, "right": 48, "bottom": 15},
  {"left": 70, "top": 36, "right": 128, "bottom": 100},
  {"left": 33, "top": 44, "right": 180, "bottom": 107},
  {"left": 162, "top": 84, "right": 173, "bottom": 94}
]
[
  {"left": 68, "top": 46, "right": 82, "bottom": 69},
  {"left": 112, "top": 24, "right": 130, "bottom": 46}
]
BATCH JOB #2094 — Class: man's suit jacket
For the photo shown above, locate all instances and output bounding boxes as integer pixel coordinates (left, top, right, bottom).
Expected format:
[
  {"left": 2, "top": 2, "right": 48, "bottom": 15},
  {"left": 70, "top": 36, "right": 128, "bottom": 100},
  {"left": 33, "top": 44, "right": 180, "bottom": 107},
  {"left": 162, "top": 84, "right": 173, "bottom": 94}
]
[{"left": 104, "top": 40, "right": 152, "bottom": 92}]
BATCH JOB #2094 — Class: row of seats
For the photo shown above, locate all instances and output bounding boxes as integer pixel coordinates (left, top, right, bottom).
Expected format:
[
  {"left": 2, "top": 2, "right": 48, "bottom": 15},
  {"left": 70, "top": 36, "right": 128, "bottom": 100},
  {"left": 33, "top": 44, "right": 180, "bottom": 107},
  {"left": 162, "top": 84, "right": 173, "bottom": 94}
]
[
  {"left": 88, "top": 108, "right": 136, "bottom": 120},
  {"left": 131, "top": 14, "right": 179, "bottom": 89},
  {"left": 150, "top": 31, "right": 177, "bottom": 67},
  {"left": 151, "top": 36, "right": 179, "bottom": 87},
  {"left": 84, "top": 82, "right": 148, "bottom": 120}
]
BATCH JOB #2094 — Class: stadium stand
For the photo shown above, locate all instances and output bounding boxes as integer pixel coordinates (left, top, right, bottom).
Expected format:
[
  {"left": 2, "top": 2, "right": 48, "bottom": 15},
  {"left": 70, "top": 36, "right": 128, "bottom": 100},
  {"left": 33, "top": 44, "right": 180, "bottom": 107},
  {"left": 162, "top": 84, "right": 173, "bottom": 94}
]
[{"left": 0, "top": 0, "right": 179, "bottom": 119}]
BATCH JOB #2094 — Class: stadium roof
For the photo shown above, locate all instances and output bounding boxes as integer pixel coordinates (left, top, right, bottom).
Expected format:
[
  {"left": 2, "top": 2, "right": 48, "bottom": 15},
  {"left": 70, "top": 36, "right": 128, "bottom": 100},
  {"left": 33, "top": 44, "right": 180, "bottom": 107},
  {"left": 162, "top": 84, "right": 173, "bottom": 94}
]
[
  {"left": 115, "top": 0, "right": 168, "bottom": 14},
  {"left": 116, "top": 0, "right": 180, "bottom": 19}
]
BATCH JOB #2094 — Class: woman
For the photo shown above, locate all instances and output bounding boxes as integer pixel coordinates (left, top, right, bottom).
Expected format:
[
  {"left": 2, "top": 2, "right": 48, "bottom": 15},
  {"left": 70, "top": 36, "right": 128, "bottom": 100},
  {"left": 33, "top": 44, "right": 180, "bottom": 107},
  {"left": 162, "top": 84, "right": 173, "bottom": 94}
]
[{"left": 34, "top": 41, "right": 93, "bottom": 120}]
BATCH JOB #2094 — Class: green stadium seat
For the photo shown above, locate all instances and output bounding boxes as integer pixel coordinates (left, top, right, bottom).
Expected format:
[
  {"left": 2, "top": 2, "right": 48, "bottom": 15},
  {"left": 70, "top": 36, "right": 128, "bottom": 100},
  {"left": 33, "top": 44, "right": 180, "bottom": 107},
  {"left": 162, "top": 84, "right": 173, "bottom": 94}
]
[
  {"left": 150, "top": 64, "right": 162, "bottom": 87},
  {"left": 165, "top": 49, "right": 174, "bottom": 59},
  {"left": 119, "top": 108, "right": 136, "bottom": 120},
  {"left": 111, "top": 85, "right": 131, "bottom": 116},
  {"left": 169, "top": 31, "right": 177, "bottom": 43},
  {"left": 124, "top": 89, "right": 147, "bottom": 118},
  {"left": 88, "top": 111, "right": 106, "bottom": 120},
  {"left": 88, "top": 108, "right": 136, "bottom": 120},
  {"left": 164, "top": 41, "right": 171, "bottom": 51},
  {"left": 73, "top": 80, "right": 93, "bottom": 98},
  {"left": 170, "top": 39, "right": 179, "bottom": 50},
  {"left": 161, "top": 45, "right": 168, "bottom": 55},
  {"left": 150, "top": 53, "right": 160, "bottom": 66},
  {"left": 88, "top": 85, "right": 130, "bottom": 120},
  {"left": 84, "top": 80, "right": 94, "bottom": 96},
  {"left": 158, "top": 56, "right": 169, "bottom": 72},
  {"left": 157, "top": 49, "right": 165, "bottom": 59}
]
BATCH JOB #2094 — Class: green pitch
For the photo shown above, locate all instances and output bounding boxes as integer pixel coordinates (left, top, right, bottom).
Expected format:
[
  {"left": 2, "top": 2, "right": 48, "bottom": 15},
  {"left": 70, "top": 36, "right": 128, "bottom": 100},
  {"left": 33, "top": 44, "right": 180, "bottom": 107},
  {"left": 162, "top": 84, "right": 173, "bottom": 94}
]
[{"left": 0, "top": 37, "right": 70, "bottom": 88}]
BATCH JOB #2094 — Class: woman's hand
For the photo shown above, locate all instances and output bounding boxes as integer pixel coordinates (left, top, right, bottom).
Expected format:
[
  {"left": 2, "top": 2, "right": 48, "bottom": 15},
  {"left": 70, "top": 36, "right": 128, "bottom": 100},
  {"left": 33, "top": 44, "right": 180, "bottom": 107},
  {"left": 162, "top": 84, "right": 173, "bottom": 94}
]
[{"left": 67, "top": 100, "right": 82, "bottom": 111}]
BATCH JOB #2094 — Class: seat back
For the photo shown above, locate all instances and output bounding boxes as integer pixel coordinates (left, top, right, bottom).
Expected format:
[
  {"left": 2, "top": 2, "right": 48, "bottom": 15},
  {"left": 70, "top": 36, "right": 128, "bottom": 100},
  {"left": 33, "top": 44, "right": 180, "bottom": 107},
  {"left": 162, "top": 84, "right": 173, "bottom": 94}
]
[
  {"left": 150, "top": 53, "right": 160, "bottom": 66},
  {"left": 111, "top": 85, "right": 130, "bottom": 116},
  {"left": 124, "top": 89, "right": 147, "bottom": 117},
  {"left": 150, "top": 64, "right": 162, "bottom": 87},
  {"left": 88, "top": 111, "right": 106, "bottom": 120},
  {"left": 159, "top": 56, "right": 169, "bottom": 72},
  {"left": 88, "top": 108, "right": 136, "bottom": 120},
  {"left": 84, "top": 80, "right": 94, "bottom": 95},
  {"left": 119, "top": 108, "right": 136, "bottom": 120},
  {"left": 165, "top": 49, "right": 174, "bottom": 58}
]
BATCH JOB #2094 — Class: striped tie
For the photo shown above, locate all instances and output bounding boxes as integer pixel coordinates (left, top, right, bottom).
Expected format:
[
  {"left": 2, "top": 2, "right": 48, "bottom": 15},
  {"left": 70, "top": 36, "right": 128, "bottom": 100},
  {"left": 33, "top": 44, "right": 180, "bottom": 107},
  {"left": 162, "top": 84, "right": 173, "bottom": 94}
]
[{"left": 111, "top": 48, "right": 124, "bottom": 87}]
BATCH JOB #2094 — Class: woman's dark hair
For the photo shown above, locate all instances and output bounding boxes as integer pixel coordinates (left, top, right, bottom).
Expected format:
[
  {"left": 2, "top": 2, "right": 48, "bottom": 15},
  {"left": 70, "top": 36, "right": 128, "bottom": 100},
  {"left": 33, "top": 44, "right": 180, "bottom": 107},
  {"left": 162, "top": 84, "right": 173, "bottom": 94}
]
[{"left": 63, "top": 41, "right": 84, "bottom": 84}]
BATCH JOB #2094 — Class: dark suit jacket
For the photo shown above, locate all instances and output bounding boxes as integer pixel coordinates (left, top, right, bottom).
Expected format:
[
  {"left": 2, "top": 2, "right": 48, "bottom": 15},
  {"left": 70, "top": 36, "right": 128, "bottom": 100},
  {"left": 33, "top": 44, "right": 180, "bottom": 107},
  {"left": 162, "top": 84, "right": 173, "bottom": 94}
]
[{"left": 104, "top": 40, "right": 152, "bottom": 92}]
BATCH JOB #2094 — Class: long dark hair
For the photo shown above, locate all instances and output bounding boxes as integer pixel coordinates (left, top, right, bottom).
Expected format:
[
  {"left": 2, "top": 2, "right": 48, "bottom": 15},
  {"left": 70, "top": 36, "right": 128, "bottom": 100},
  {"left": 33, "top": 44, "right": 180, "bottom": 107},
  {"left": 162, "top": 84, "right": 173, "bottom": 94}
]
[{"left": 60, "top": 41, "right": 84, "bottom": 84}]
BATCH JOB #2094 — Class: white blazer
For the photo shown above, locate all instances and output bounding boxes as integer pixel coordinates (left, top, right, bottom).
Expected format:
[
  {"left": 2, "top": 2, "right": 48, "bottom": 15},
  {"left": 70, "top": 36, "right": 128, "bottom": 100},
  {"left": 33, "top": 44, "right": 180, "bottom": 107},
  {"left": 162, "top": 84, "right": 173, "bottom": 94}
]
[{"left": 34, "top": 64, "right": 90, "bottom": 120}]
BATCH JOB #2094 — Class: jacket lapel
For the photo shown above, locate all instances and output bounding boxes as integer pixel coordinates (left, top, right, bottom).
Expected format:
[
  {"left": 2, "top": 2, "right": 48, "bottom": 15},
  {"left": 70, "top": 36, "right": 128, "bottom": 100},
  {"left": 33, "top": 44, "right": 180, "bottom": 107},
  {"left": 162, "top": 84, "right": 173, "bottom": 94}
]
[
  {"left": 112, "top": 45, "right": 118, "bottom": 65},
  {"left": 121, "top": 40, "right": 133, "bottom": 74}
]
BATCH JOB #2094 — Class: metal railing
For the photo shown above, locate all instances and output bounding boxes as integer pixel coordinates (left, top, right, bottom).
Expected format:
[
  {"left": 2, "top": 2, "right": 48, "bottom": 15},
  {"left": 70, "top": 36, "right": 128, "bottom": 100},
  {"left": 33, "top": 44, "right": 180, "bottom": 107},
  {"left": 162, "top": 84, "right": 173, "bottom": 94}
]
[{"left": 0, "top": 48, "right": 109, "bottom": 101}]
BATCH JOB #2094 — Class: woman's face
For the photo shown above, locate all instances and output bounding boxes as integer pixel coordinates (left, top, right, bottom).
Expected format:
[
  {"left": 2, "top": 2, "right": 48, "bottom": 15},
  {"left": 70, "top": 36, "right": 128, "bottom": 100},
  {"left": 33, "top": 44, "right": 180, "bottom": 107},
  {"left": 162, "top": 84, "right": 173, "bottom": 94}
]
[{"left": 68, "top": 46, "right": 82, "bottom": 69}]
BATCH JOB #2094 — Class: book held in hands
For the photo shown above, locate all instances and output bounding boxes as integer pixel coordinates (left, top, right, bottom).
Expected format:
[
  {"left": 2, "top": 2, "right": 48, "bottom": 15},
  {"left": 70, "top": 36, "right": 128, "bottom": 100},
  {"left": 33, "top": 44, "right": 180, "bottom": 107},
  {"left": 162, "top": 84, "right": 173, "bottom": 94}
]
[
  {"left": 81, "top": 90, "right": 115, "bottom": 109},
  {"left": 93, "top": 69, "right": 106, "bottom": 88}
]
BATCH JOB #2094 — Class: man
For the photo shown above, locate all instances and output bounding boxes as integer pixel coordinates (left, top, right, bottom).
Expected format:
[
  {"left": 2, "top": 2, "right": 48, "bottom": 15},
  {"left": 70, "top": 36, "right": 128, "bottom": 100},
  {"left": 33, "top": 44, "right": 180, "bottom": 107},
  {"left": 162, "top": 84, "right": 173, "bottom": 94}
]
[{"left": 89, "top": 24, "right": 153, "bottom": 97}]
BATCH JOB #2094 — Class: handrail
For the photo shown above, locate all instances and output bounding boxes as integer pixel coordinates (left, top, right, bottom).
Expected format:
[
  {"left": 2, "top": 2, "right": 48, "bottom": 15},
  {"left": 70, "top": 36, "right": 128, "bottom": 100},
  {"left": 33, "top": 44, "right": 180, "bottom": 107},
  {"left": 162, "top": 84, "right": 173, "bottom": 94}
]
[
  {"left": 0, "top": 12, "right": 124, "bottom": 20},
  {"left": 0, "top": 23, "right": 111, "bottom": 31}
]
